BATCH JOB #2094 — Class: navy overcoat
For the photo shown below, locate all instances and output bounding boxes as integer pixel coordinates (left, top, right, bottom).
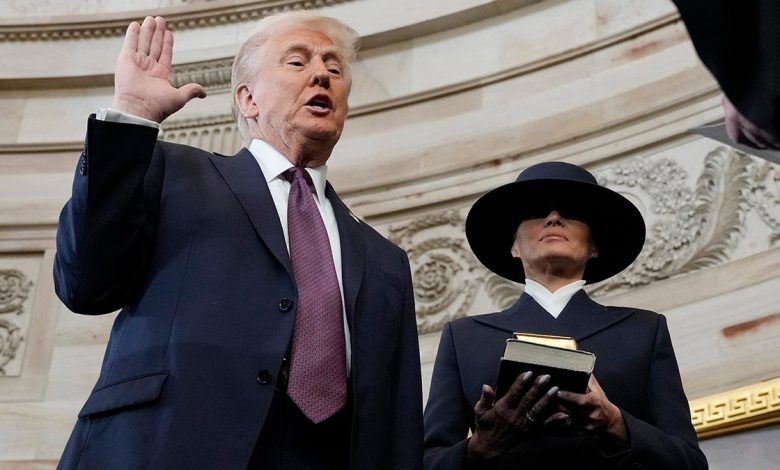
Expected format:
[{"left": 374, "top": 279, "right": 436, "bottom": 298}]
[
  {"left": 54, "top": 117, "right": 423, "bottom": 470},
  {"left": 424, "top": 291, "right": 707, "bottom": 469}
]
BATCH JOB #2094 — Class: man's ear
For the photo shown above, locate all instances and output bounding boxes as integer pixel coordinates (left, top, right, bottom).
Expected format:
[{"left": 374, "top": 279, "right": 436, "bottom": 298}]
[{"left": 235, "top": 83, "right": 259, "bottom": 119}]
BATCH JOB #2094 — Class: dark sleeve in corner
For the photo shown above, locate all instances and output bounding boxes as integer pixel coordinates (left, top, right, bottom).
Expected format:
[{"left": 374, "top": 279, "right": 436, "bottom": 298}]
[
  {"left": 671, "top": 0, "right": 780, "bottom": 136},
  {"left": 390, "top": 251, "right": 424, "bottom": 470},
  {"left": 424, "top": 322, "right": 475, "bottom": 470},
  {"left": 53, "top": 116, "right": 163, "bottom": 315},
  {"left": 619, "top": 314, "right": 708, "bottom": 469}
]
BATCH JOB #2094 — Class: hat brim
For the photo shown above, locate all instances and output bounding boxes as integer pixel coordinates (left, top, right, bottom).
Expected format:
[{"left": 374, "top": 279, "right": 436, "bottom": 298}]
[{"left": 465, "top": 179, "right": 646, "bottom": 284}]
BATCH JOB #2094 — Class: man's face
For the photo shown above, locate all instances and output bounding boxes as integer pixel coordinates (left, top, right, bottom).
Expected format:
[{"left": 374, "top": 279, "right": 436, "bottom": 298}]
[
  {"left": 241, "top": 27, "right": 349, "bottom": 160},
  {"left": 511, "top": 210, "right": 596, "bottom": 276}
]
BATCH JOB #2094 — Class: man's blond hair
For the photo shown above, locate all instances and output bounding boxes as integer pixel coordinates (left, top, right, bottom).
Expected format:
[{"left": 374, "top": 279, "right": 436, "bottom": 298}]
[{"left": 231, "top": 11, "right": 360, "bottom": 146}]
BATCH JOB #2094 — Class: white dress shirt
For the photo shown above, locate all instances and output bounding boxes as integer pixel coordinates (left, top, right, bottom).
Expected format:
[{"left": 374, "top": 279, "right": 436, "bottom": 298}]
[
  {"left": 96, "top": 109, "right": 351, "bottom": 373},
  {"left": 523, "top": 279, "right": 586, "bottom": 318}
]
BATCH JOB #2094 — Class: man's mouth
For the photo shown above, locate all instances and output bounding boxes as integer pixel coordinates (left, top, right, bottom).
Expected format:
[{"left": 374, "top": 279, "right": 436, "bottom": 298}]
[{"left": 305, "top": 95, "right": 332, "bottom": 111}]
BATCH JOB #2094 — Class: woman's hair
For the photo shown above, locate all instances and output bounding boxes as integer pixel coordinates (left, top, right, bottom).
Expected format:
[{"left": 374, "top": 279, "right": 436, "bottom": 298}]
[{"left": 230, "top": 11, "right": 360, "bottom": 145}]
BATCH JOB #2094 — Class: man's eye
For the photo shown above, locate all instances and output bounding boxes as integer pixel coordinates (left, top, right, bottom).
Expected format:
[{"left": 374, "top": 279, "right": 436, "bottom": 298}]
[
  {"left": 328, "top": 68, "right": 342, "bottom": 75},
  {"left": 288, "top": 60, "right": 304, "bottom": 67}
]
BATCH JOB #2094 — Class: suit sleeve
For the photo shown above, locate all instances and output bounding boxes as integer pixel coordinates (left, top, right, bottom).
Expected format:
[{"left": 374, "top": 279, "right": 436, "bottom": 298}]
[
  {"left": 391, "top": 252, "right": 424, "bottom": 470},
  {"left": 617, "top": 315, "right": 708, "bottom": 469},
  {"left": 672, "top": 0, "right": 780, "bottom": 136},
  {"left": 53, "top": 116, "right": 163, "bottom": 315},
  {"left": 423, "top": 322, "right": 475, "bottom": 470}
]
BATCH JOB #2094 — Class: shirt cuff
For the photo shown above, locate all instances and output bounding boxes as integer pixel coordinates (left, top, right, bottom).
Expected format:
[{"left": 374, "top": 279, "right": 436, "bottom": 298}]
[{"left": 96, "top": 108, "right": 161, "bottom": 129}]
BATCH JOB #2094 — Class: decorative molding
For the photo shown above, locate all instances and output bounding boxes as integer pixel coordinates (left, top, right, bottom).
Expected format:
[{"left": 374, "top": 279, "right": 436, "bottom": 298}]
[
  {"left": 172, "top": 58, "right": 233, "bottom": 93},
  {"left": 589, "top": 147, "right": 752, "bottom": 297},
  {"left": 690, "top": 377, "right": 780, "bottom": 439},
  {"left": 746, "top": 161, "right": 780, "bottom": 244},
  {"left": 388, "top": 210, "right": 484, "bottom": 334},
  {"left": 483, "top": 272, "right": 522, "bottom": 311},
  {"left": 161, "top": 113, "right": 240, "bottom": 154},
  {"left": 0, "top": 269, "right": 32, "bottom": 375},
  {"left": 0, "top": 0, "right": 353, "bottom": 42}
]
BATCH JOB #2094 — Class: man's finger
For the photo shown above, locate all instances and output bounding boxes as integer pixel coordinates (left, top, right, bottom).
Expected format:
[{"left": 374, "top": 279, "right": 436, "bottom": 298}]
[
  {"left": 179, "top": 83, "right": 208, "bottom": 103},
  {"left": 138, "top": 16, "right": 155, "bottom": 56},
  {"left": 122, "top": 22, "right": 141, "bottom": 53},
  {"left": 148, "top": 17, "right": 166, "bottom": 61},
  {"left": 159, "top": 30, "right": 174, "bottom": 69}
]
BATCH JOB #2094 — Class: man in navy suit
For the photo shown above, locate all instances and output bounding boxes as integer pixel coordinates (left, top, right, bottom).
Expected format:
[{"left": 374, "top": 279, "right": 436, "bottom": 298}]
[
  {"left": 424, "top": 162, "right": 707, "bottom": 469},
  {"left": 54, "top": 12, "right": 422, "bottom": 470}
]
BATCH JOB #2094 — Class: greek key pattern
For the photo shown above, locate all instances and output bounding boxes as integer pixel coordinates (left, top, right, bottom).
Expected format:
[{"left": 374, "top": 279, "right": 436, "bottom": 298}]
[{"left": 690, "top": 377, "right": 780, "bottom": 438}]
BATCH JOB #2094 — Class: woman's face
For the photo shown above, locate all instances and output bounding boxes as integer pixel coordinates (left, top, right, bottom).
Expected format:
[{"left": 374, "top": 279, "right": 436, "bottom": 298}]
[{"left": 511, "top": 210, "right": 597, "bottom": 278}]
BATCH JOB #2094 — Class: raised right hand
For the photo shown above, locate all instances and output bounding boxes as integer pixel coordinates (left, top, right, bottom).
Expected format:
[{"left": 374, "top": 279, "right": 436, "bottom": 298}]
[
  {"left": 111, "top": 16, "right": 207, "bottom": 123},
  {"left": 466, "top": 372, "right": 558, "bottom": 461}
]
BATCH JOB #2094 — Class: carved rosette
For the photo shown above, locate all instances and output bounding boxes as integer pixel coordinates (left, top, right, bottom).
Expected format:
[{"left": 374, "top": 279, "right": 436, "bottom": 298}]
[
  {"left": 0, "top": 269, "right": 32, "bottom": 375},
  {"left": 388, "top": 210, "right": 485, "bottom": 334}
]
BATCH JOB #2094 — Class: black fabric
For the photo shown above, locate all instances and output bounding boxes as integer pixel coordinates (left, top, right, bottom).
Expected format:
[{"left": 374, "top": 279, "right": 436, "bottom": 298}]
[
  {"left": 248, "top": 390, "right": 353, "bottom": 470},
  {"left": 673, "top": 0, "right": 780, "bottom": 136}
]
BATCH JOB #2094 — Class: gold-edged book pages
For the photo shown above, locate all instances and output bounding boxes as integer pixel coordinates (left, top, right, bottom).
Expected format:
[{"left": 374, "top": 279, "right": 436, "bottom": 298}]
[{"left": 513, "top": 332, "right": 578, "bottom": 350}]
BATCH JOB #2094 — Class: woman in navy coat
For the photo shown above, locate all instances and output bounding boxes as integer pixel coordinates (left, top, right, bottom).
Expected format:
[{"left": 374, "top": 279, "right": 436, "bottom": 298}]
[{"left": 423, "top": 162, "right": 708, "bottom": 469}]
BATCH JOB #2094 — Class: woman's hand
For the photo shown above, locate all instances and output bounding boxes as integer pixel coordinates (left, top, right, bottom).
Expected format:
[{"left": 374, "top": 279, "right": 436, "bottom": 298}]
[
  {"left": 467, "top": 372, "right": 559, "bottom": 461},
  {"left": 555, "top": 375, "right": 628, "bottom": 448}
]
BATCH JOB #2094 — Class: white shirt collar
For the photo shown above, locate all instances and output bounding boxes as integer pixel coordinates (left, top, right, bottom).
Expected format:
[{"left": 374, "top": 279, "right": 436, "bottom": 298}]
[
  {"left": 248, "top": 139, "right": 329, "bottom": 205},
  {"left": 523, "top": 278, "right": 586, "bottom": 318}
]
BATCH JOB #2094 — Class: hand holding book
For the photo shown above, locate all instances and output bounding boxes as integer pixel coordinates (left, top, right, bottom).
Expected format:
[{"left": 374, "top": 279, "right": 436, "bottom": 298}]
[
  {"left": 467, "top": 371, "right": 561, "bottom": 462},
  {"left": 496, "top": 334, "right": 595, "bottom": 397}
]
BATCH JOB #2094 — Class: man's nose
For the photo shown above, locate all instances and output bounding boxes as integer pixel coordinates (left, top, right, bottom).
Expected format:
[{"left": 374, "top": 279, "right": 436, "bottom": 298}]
[{"left": 311, "top": 61, "right": 330, "bottom": 89}]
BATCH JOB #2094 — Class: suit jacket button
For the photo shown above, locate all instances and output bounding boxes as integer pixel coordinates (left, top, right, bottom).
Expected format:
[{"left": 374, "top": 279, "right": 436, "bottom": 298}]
[
  {"left": 257, "top": 370, "right": 272, "bottom": 384},
  {"left": 278, "top": 298, "right": 293, "bottom": 312}
]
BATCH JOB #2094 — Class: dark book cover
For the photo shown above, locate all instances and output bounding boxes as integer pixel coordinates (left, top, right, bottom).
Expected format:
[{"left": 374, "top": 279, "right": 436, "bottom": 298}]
[{"left": 495, "top": 358, "right": 592, "bottom": 397}]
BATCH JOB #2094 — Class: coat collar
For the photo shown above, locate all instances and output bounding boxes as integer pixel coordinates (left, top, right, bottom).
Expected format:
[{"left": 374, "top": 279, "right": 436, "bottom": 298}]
[
  {"left": 472, "top": 291, "right": 636, "bottom": 343},
  {"left": 209, "top": 148, "right": 366, "bottom": 326},
  {"left": 209, "top": 148, "right": 293, "bottom": 279},
  {"left": 326, "top": 183, "right": 365, "bottom": 328}
]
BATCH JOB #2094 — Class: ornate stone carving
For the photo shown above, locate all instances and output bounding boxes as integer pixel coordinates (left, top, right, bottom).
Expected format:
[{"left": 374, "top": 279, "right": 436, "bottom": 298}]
[
  {"left": 746, "top": 161, "right": 780, "bottom": 244},
  {"left": 172, "top": 58, "right": 233, "bottom": 93},
  {"left": 483, "top": 272, "right": 522, "bottom": 311},
  {"left": 0, "top": 269, "right": 32, "bottom": 375},
  {"left": 388, "top": 210, "right": 484, "bottom": 334},
  {"left": 589, "top": 147, "right": 751, "bottom": 296},
  {"left": 161, "top": 113, "right": 241, "bottom": 155}
]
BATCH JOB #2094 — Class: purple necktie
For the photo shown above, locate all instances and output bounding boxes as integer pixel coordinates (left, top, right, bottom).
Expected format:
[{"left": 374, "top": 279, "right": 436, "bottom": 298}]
[{"left": 283, "top": 167, "right": 347, "bottom": 424}]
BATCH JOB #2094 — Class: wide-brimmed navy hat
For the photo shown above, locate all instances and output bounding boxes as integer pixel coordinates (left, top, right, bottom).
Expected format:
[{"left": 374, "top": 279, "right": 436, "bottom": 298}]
[{"left": 465, "top": 161, "right": 646, "bottom": 284}]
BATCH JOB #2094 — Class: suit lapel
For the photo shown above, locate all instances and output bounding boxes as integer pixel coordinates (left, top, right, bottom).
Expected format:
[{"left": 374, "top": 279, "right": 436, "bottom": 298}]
[
  {"left": 209, "top": 149, "right": 293, "bottom": 279},
  {"left": 326, "top": 183, "right": 365, "bottom": 328},
  {"left": 554, "top": 290, "right": 635, "bottom": 342},
  {"left": 473, "top": 291, "right": 636, "bottom": 343},
  {"left": 473, "top": 293, "right": 559, "bottom": 334}
]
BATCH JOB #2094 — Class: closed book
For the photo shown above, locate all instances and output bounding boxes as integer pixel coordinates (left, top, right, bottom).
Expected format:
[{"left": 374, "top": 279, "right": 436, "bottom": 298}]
[
  {"left": 496, "top": 338, "right": 596, "bottom": 397},
  {"left": 512, "top": 332, "right": 578, "bottom": 350}
]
